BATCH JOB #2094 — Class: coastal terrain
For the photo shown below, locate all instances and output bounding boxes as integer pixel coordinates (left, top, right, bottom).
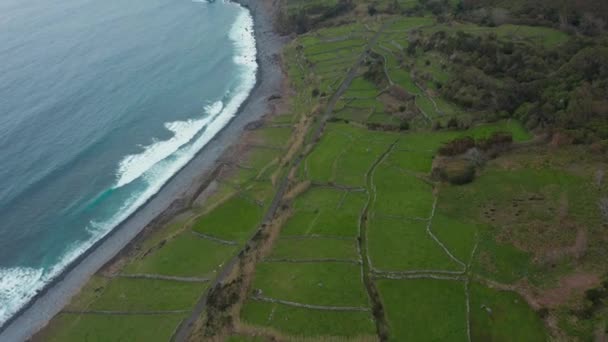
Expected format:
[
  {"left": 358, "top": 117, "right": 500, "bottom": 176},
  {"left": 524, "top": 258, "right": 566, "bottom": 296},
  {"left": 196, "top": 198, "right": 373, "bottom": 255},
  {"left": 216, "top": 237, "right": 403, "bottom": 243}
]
[{"left": 3, "top": 0, "right": 608, "bottom": 341}]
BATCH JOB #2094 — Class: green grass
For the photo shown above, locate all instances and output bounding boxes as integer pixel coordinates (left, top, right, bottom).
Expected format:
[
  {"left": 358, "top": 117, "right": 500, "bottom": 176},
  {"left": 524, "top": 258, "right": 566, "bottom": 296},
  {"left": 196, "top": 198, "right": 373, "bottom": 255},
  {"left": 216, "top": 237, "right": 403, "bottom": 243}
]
[
  {"left": 389, "top": 69, "right": 421, "bottom": 95},
  {"left": 192, "top": 195, "right": 263, "bottom": 242},
  {"left": 226, "top": 335, "right": 268, "bottom": 342},
  {"left": 495, "top": 24, "right": 569, "bottom": 48},
  {"left": 41, "top": 313, "right": 185, "bottom": 342},
  {"left": 269, "top": 237, "right": 359, "bottom": 260},
  {"left": 386, "top": 17, "right": 435, "bottom": 31},
  {"left": 378, "top": 279, "right": 467, "bottom": 341},
  {"left": 305, "top": 130, "right": 353, "bottom": 183},
  {"left": 333, "top": 131, "right": 397, "bottom": 187},
  {"left": 467, "top": 120, "right": 532, "bottom": 142},
  {"left": 426, "top": 22, "right": 570, "bottom": 48},
  {"left": 416, "top": 95, "right": 441, "bottom": 118},
  {"left": 282, "top": 188, "right": 366, "bottom": 237},
  {"left": 280, "top": 210, "right": 320, "bottom": 236},
  {"left": 372, "top": 165, "right": 434, "bottom": 218},
  {"left": 252, "top": 262, "right": 369, "bottom": 307},
  {"left": 366, "top": 113, "right": 401, "bottom": 126},
  {"left": 474, "top": 230, "right": 533, "bottom": 284},
  {"left": 368, "top": 217, "right": 462, "bottom": 271},
  {"left": 123, "top": 233, "right": 238, "bottom": 278},
  {"left": 395, "top": 120, "right": 531, "bottom": 152},
  {"left": 386, "top": 149, "right": 434, "bottom": 173},
  {"left": 254, "top": 127, "right": 293, "bottom": 147},
  {"left": 470, "top": 282, "right": 547, "bottom": 341},
  {"left": 66, "top": 277, "right": 206, "bottom": 312},
  {"left": 244, "top": 147, "right": 281, "bottom": 171},
  {"left": 415, "top": 53, "right": 451, "bottom": 84},
  {"left": 430, "top": 212, "right": 478, "bottom": 263},
  {"left": 241, "top": 301, "right": 377, "bottom": 337}
]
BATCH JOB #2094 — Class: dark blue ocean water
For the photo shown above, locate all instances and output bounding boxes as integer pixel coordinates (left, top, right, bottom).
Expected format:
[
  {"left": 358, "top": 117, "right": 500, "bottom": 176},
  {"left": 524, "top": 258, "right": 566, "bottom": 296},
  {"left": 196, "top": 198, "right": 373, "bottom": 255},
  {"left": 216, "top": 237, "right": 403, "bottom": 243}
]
[{"left": 0, "top": 0, "right": 256, "bottom": 324}]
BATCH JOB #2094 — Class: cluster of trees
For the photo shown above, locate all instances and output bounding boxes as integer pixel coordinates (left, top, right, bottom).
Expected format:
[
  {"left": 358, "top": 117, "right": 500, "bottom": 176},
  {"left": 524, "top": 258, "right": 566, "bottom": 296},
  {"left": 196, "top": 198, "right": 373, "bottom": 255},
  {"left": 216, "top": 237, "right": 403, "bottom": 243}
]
[
  {"left": 275, "top": 0, "right": 354, "bottom": 34},
  {"left": 461, "top": 0, "right": 607, "bottom": 36},
  {"left": 420, "top": 30, "right": 608, "bottom": 142}
]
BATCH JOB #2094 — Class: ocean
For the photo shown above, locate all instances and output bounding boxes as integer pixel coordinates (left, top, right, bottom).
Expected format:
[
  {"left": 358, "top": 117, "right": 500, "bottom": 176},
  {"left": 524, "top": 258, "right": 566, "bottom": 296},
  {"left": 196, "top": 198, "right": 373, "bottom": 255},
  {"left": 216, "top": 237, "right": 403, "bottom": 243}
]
[{"left": 0, "top": 0, "right": 257, "bottom": 326}]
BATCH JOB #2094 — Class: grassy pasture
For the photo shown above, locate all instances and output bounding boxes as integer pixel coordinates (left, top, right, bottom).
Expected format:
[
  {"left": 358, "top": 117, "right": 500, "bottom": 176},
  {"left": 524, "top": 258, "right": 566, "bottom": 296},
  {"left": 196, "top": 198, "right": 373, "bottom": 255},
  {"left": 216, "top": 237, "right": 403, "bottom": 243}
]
[
  {"left": 378, "top": 279, "right": 467, "bottom": 341},
  {"left": 66, "top": 277, "right": 206, "bottom": 312},
  {"left": 304, "top": 130, "right": 353, "bottom": 183},
  {"left": 430, "top": 212, "right": 478, "bottom": 263},
  {"left": 366, "top": 112, "right": 401, "bottom": 126},
  {"left": 244, "top": 147, "right": 281, "bottom": 171},
  {"left": 386, "top": 17, "right": 435, "bottom": 32},
  {"left": 123, "top": 233, "right": 237, "bottom": 278},
  {"left": 192, "top": 195, "right": 263, "bottom": 242},
  {"left": 470, "top": 282, "right": 547, "bottom": 341},
  {"left": 241, "top": 301, "right": 377, "bottom": 337},
  {"left": 333, "top": 133, "right": 397, "bottom": 187},
  {"left": 385, "top": 149, "right": 434, "bottom": 173},
  {"left": 368, "top": 217, "right": 462, "bottom": 271},
  {"left": 372, "top": 164, "right": 434, "bottom": 218},
  {"left": 254, "top": 127, "right": 293, "bottom": 147},
  {"left": 40, "top": 313, "right": 185, "bottom": 342},
  {"left": 421, "top": 22, "right": 569, "bottom": 48},
  {"left": 416, "top": 95, "right": 441, "bottom": 118},
  {"left": 252, "top": 262, "right": 369, "bottom": 307},
  {"left": 388, "top": 69, "right": 420, "bottom": 95},
  {"left": 269, "top": 237, "right": 359, "bottom": 260}
]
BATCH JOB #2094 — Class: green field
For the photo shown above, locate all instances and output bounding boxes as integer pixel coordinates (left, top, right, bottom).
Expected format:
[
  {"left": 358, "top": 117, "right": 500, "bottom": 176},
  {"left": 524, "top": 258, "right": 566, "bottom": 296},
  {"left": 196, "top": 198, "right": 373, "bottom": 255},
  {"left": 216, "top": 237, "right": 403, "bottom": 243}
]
[
  {"left": 66, "top": 277, "right": 206, "bottom": 312},
  {"left": 368, "top": 217, "right": 462, "bottom": 271},
  {"left": 252, "top": 262, "right": 369, "bottom": 307},
  {"left": 123, "top": 233, "right": 237, "bottom": 277},
  {"left": 469, "top": 282, "right": 547, "bottom": 341},
  {"left": 192, "top": 195, "right": 263, "bottom": 242},
  {"left": 241, "top": 301, "right": 377, "bottom": 337},
  {"left": 378, "top": 279, "right": 468, "bottom": 341},
  {"left": 268, "top": 237, "right": 359, "bottom": 260},
  {"left": 41, "top": 313, "right": 185, "bottom": 342}
]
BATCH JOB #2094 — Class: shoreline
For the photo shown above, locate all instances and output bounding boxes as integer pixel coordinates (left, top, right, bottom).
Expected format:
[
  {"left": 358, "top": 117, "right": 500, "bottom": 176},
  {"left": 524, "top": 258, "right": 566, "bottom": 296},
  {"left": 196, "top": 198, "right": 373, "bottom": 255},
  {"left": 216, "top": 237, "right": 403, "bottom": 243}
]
[{"left": 0, "top": 1, "right": 285, "bottom": 340}]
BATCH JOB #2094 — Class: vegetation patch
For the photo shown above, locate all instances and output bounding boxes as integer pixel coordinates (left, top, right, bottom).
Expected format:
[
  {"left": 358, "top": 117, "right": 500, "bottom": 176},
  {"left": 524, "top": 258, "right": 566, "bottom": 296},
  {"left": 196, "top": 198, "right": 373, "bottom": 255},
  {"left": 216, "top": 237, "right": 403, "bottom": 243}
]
[
  {"left": 282, "top": 188, "right": 365, "bottom": 237},
  {"left": 377, "top": 279, "right": 467, "bottom": 341},
  {"left": 66, "top": 277, "right": 206, "bottom": 312},
  {"left": 269, "top": 237, "right": 359, "bottom": 260},
  {"left": 372, "top": 164, "right": 434, "bottom": 218},
  {"left": 252, "top": 262, "right": 369, "bottom": 307},
  {"left": 123, "top": 233, "right": 238, "bottom": 278},
  {"left": 469, "top": 281, "right": 547, "bottom": 341},
  {"left": 368, "top": 217, "right": 462, "bottom": 271},
  {"left": 192, "top": 195, "right": 263, "bottom": 242},
  {"left": 241, "top": 301, "right": 377, "bottom": 338},
  {"left": 39, "top": 313, "right": 185, "bottom": 342}
]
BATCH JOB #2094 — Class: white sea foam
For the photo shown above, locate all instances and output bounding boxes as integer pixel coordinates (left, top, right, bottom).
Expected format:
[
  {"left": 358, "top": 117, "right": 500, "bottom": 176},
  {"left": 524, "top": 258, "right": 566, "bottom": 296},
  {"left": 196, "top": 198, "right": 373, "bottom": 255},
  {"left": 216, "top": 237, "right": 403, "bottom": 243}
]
[
  {"left": 114, "top": 101, "right": 224, "bottom": 188},
  {"left": 0, "top": 267, "right": 44, "bottom": 325},
  {"left": 0, "top": 5, "right": 257, "bottom": 328}
]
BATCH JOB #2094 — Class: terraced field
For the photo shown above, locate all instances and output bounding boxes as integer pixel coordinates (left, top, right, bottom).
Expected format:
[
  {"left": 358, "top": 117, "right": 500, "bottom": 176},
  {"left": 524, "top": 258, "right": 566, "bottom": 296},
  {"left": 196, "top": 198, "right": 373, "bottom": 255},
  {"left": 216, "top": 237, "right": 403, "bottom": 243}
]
[{"left": 36, "top": 4, "right": 608, "bottom": 342}]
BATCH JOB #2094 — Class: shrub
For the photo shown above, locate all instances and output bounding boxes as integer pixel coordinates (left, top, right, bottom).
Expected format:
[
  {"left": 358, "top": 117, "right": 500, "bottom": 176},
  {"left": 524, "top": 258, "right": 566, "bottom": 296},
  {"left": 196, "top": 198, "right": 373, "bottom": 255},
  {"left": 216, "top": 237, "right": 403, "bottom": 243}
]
[
  {"left": 438, "top": 136, "right": 475, "bottom": 156},
  {"left": 476, "top": 131, "right": 513, "bottom": 150}
]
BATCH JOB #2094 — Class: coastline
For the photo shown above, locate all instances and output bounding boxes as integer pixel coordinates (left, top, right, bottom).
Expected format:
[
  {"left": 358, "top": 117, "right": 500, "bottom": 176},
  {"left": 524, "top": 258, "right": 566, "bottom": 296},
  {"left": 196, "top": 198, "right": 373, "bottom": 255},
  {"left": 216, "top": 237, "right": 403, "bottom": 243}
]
[{"left": 0, "top": 0, "right": 286, "bottom": 340}]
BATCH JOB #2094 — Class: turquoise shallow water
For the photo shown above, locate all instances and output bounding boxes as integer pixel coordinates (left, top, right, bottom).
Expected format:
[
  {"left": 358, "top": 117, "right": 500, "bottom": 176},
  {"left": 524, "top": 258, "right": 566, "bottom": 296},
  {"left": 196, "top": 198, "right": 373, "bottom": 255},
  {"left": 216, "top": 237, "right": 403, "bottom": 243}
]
[{"left": 0, "top": 0, "right": 256, "bottom": 325}]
